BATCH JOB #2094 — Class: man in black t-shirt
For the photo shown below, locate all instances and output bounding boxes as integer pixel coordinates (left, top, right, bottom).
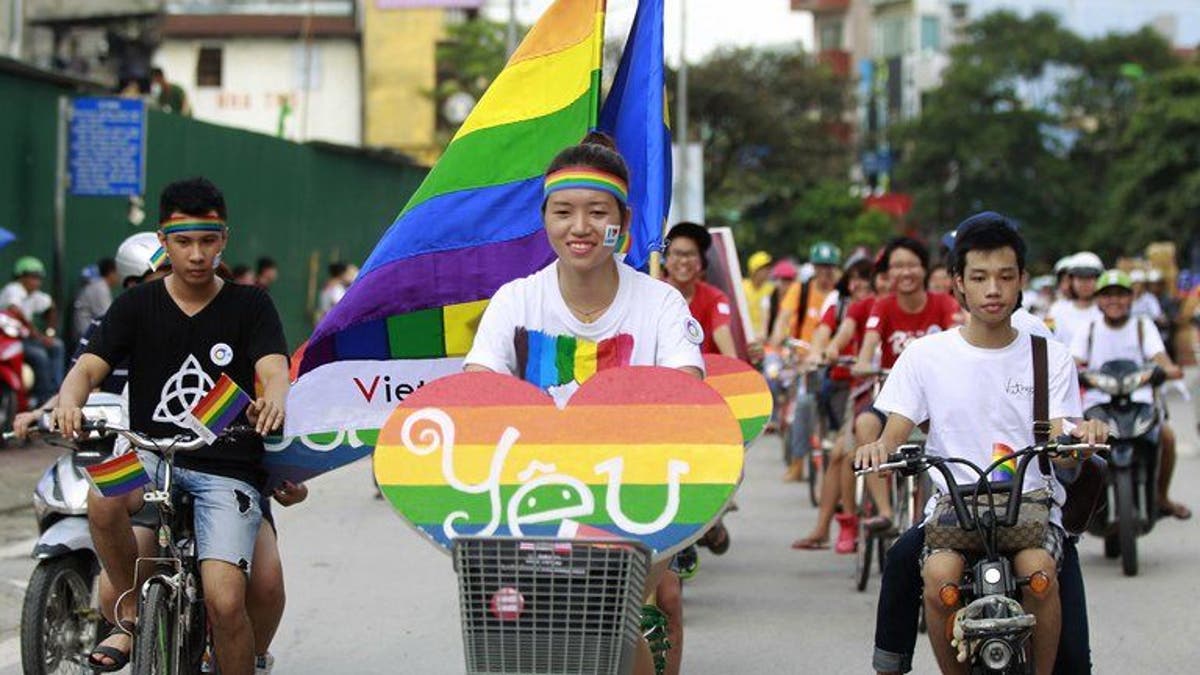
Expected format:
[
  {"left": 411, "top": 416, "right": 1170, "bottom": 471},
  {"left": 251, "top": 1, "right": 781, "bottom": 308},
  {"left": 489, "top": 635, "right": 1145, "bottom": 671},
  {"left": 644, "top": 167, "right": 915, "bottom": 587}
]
[{"left": 52, "top": 177, "right": 289, "bottom": 675}]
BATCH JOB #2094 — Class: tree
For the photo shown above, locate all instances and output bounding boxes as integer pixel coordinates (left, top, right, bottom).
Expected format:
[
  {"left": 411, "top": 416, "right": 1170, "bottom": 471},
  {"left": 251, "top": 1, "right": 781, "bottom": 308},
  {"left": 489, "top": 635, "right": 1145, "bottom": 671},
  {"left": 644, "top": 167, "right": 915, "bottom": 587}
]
[
  {"left": 676, "top": 45, "right": 862, "bottom": 257},
  {"left": 432, "top": 18, "right": 514, "bottom": 144},
  {"left": 1099, "top": 67, "right": 1200, "bottom": 254}
]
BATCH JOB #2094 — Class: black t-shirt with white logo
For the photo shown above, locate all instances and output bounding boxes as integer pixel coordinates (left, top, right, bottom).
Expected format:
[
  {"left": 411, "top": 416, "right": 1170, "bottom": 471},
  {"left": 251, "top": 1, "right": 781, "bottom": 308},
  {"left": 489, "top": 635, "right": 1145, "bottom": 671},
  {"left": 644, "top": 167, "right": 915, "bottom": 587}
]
[{"left": 85, "top": 279, "right": 287, "bottom": 488}]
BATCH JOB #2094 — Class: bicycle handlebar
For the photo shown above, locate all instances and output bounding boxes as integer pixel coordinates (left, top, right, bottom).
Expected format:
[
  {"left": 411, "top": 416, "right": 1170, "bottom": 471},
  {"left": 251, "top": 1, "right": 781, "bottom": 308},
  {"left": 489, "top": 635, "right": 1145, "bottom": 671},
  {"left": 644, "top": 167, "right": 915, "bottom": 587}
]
[{"left": 22, "top": 415, "right": 256, "bottom": 452}]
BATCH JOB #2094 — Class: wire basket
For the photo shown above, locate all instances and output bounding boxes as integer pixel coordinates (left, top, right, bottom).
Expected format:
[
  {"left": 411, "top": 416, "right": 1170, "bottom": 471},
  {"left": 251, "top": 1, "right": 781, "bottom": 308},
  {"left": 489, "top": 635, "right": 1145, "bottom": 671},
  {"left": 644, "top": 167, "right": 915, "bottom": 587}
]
[{"left": 453, "top": 536, "right": 651, "bottom": 675}]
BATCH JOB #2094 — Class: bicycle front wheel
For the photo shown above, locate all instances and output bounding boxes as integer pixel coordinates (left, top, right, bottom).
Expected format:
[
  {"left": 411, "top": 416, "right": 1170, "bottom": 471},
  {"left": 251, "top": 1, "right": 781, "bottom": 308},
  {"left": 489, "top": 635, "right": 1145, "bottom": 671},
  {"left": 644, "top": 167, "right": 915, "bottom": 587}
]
[{"left": 133, "top": 581, "right": 175, "bottom": 675}]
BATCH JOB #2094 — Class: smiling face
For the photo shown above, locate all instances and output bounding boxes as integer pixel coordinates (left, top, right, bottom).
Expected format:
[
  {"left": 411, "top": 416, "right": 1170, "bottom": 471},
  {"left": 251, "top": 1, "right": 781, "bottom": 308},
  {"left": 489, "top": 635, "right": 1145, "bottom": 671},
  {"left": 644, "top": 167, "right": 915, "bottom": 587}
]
[
  {"left": 956, "top": 247, "right": 1022, "bottom": 327},
  {"left": 544, "top": 189, "right": 627, "bottom": 274},
  {"left": 887, "top": 247, "right": 926, "bottom": 296},
  {"left": 664, "top": 235, "right": 704, "bottom": 286},
  {"left": 1097, "top": 287, "right": 1133, "bottom": 323}
]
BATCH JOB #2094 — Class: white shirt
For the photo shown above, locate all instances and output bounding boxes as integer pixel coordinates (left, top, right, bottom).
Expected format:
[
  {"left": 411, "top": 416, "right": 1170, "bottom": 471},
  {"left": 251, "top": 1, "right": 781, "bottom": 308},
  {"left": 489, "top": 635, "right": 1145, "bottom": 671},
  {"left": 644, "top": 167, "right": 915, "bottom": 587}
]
[
  {"left": 1011, "top": 307, "right": 1054, "bottom": 341},
  {"left": 1070, "top": 316, "right": 1165, "bottom": 410},
  {"left": 1131, "top": 293, "right": 1163, "bottom": 321},
  {"left": 875, "top": 328, "right": 1082, "bottom": 525},
  {"left": 1048, "top": 301, "right": 1101, "bottom": 350},
  {"left": 465, "top": 261, "right": 705, "bottom": 405},
  {"left": 0, "top": 281, "right": 52, "bottom": 321}
]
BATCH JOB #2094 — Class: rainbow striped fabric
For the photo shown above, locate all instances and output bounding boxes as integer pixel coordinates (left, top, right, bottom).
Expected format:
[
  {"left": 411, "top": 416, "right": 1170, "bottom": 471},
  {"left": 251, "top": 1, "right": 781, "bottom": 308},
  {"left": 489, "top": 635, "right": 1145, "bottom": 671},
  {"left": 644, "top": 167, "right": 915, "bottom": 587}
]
[
  {"left": 543, "top": 166, "right": 629, "bottom": 204},
  {"left": 187, "top": 374, "right": 252, "bottom": 444},
  {"left": 990, "top": 443, "right": 1017, "bottom": 482},
  {"left": 148, "top": 246, "right": 168, "bottom": 272},
  {"left": 285, "top": 0, "right": 608, "bottom": 443},
  {"left": 84, "top": 452, "right": 151, "bottom": 497},
  {"left": 702, "top": 355, "right": 774, "bottom": 444},
  {"left": 515, "top": 329, "right": 633, "bottom": 388},
  {"left": 160, "top": 216, "right": 225, "bottom": 235}
]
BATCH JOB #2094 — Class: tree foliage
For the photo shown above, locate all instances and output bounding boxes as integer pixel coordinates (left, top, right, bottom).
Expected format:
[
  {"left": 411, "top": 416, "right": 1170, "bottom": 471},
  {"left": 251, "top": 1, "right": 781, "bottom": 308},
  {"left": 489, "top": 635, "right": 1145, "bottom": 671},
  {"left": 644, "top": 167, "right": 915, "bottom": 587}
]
[{"left": 892, "top": 10, "right": 1183, "bottom": 267}]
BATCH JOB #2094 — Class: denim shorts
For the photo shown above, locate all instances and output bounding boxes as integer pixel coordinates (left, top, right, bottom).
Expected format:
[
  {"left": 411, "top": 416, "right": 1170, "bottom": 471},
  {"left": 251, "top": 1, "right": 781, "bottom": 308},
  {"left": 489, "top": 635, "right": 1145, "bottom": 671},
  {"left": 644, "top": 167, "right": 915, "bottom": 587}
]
[{"left": 137, "top": 450, "right": 262, "bottom": 572}]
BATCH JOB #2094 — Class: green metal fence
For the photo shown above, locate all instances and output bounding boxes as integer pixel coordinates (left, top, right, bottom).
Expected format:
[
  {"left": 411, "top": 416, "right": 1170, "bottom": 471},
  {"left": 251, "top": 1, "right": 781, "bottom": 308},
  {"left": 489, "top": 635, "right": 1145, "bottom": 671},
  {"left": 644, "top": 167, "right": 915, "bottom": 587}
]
[{"left": 0, "top": 61, "right": 427, "bottom": 350}]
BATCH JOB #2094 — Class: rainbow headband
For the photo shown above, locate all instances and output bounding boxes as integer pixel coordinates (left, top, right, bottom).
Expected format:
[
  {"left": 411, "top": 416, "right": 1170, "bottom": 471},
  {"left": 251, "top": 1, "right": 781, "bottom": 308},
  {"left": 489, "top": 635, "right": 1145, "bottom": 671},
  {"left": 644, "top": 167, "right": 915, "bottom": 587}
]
[
  {"left": 543, "top": 166, "right": 628, "bottom": 206},
  {"left": 160, "top": 216, "right": 227, "bottom": 236}
]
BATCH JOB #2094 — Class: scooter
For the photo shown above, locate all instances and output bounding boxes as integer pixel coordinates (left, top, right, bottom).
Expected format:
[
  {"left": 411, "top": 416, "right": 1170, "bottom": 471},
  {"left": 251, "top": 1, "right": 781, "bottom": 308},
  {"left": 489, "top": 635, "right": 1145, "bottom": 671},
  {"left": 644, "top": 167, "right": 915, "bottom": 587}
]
[
  {"left": 1080, "top": 359, "right": 1167, "bottom": 576},
  {"left": 0, "top": 308, "right": 31, "bottom": 430},
  {"left": 17, "top": 392, "right": 128, "bottom": 675}
]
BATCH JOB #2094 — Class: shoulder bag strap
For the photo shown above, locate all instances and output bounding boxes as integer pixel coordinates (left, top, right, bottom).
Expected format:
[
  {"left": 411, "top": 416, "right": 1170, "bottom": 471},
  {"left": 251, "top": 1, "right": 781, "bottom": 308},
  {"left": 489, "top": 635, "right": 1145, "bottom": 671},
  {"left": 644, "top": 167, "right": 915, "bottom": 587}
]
[
  {"left": 792, "top": 281, "right": 811, "bottom": 339},
  {"left": 1032, "top": 334, "right": 1053, "bottom": 476}
]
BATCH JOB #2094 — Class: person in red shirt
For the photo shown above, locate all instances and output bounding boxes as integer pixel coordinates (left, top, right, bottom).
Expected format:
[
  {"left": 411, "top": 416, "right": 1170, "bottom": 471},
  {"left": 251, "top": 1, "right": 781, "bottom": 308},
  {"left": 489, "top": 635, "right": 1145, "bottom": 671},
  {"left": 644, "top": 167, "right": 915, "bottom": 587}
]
[
  {"left": 792, "top": 253, "right": 877, "bottom": 551},
  {"left": 852, "top": 237, "right": 959, "bottom": 531},
  {"left": 663, "top": 222, "right": 737, "bottom": 357}
]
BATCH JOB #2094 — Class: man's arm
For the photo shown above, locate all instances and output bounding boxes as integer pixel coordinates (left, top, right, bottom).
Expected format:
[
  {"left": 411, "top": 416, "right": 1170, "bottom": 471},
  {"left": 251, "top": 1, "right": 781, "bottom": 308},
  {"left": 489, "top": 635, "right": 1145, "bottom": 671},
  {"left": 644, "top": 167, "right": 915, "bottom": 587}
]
[
  {"left": 249, "top": 354, "right": 289, "bottom": 435},
  {"left": 711, "top": 324, "right": 739, "bottom": 359},
  {"left": 852, "top": 330, "right": 882, "bottom": 375},
  {"left": 51, "top": 354, "right": 113, "bottom": 438},
  {"left": 855, "top": 412, "right": 917, "bottom": 471},
  {"left": 768, "top": 307, "right": 794, "bottom": 348}
]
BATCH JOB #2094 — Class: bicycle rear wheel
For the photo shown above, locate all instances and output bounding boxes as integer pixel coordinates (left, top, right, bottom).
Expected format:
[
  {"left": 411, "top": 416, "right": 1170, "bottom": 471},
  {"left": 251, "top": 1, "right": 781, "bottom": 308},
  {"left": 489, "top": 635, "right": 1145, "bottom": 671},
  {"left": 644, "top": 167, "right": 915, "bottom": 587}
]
[{"left": 133, "top": 581, "right": 174, "bottom": 675}]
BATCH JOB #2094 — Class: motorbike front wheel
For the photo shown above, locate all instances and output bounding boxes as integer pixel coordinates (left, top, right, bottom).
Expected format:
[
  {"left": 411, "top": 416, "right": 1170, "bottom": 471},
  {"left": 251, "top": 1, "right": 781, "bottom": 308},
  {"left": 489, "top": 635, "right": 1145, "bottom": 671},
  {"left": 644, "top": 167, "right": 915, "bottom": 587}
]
[
  {"left": 20, "top": 554, "right": 97, "bottom": 675},
  {"left": 133, "top": 580, "right": 176, "bottom": 675},
  {"left": 1116, "top": 470, "right": 1138, "bottom": 576}
]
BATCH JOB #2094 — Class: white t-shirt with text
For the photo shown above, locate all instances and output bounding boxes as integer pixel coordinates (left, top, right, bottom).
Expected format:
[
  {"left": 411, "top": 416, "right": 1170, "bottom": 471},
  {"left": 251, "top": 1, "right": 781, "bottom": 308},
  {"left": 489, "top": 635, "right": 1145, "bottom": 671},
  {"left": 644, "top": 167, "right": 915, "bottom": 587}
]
[
  {"left": 465, "top": 261, "right": 705, "bottom": 405},
  {"left": 1070, "top": 316, "right": 1165, "bottom": 410},
  {"left": 875, "top": 328, "right": 1082, "bottom": 525}
]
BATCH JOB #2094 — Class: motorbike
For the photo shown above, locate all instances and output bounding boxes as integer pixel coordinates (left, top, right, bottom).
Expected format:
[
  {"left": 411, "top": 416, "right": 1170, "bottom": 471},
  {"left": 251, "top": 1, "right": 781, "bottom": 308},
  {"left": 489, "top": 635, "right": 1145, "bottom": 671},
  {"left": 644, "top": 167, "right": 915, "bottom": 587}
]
[
  {"left": 0, "top": 308, "right": 31, "bottom": 430},
  {"left": 859, "top": 439, "right": 1105, "bottom": 674},
  {"left": 16, "top": 392, "right": 127, "bottom": 675},
  {"left": 1080, "top": 359, "right": 1167, "bottom": 576}
]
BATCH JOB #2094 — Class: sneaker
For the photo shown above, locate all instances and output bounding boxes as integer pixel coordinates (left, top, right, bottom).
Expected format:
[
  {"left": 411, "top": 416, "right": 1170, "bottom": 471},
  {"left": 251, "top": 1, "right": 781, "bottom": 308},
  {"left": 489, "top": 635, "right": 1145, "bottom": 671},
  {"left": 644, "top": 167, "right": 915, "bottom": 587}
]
[
  {"left": 255, "top": 653, "right": 275, "bottom": 675},
  {"left": 675, "top": 545, "right": 699, "bottom": 580}
]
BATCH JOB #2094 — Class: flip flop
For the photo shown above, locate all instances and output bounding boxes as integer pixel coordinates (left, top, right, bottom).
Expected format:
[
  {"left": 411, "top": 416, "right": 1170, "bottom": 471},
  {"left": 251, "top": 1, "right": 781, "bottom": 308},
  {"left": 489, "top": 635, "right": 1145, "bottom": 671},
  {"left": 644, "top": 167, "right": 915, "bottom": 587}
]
[
  {"left": 87, "top": 630, "right": 131, "bottom": 673},
  {"left": 791, "top": 536, "right": 829, "bottom": 550},
  {"left": 862, "top": 514, "right": 895, "bottom": 534}
]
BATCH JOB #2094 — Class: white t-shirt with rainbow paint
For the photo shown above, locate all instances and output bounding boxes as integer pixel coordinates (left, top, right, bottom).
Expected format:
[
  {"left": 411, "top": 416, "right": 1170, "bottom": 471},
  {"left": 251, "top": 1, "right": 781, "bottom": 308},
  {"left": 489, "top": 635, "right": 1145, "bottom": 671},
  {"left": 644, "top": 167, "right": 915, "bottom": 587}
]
[
  {"left": 873, "top": 327, "right": 1081, "bottom": 526},
  {"left": 465, "top": 260, "right": 705, "bottom": 406}
]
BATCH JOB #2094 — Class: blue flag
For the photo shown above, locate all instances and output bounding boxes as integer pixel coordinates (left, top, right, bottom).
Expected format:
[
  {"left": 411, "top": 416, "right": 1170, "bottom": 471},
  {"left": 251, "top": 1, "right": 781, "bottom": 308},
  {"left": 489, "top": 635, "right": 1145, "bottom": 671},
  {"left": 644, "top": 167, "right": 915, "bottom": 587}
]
[{"left": 599, "top": 0, "right": 671, "bottom": 272}]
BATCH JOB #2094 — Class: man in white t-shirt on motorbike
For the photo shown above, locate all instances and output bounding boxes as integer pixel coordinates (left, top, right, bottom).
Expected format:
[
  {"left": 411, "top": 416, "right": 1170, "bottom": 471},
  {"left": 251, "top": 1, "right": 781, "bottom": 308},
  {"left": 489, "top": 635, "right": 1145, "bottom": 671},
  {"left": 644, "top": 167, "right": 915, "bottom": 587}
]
[
  {"left": 1047, "top": 252, "right": 1103, "bottom": 349},
  {"left": 857, "top": 214, "right": 1107, "bottom": 674},
  {"left": 1070, "top": 269, "right": 1190, "bottom": 520}
]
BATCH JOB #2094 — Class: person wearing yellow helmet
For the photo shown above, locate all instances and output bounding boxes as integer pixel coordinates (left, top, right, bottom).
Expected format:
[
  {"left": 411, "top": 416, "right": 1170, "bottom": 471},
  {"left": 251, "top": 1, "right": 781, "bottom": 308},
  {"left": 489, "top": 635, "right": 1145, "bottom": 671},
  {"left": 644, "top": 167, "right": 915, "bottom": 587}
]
[
  {"left": 0, "top": 256, "right": 64, "bottom": 406},
  {"left": 741, "top": 251, "right": 774, "bottom": 339}
]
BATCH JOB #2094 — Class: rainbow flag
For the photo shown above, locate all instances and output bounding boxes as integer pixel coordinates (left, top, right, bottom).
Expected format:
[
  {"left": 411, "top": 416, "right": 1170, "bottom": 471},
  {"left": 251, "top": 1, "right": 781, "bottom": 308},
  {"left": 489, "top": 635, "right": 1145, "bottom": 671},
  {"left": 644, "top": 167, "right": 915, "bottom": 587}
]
[
  {"left": 598, "top": 0, "right": 670, "bottom": 270},
  {"left": 148, "top": 246, "right": 168, "bottom": 272},
  {"left": 186, "top": 374, "right": 252, "bottom": 444},
  {"left": 990, "top": 443, "right": 1017, "bottom": 482},
  {"left": 84, "top": 452, "right": 151, "bottom": 497},
  {"left": 515, "top": 329, "right": 633, "bottom": 388},
  {"left": 284, "top": 0, "right": 608, "bottom": 444},
  {"left": 703, "top": 355, "right": 774, "bottom": 444}
]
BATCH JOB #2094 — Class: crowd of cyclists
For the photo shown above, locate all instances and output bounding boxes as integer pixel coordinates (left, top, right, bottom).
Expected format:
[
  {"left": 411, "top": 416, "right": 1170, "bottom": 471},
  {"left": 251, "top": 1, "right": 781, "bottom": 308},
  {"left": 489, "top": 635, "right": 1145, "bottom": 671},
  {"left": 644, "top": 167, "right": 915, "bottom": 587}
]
[{"left": 11, "top": 129, "right": 1196, "bottom": 674}]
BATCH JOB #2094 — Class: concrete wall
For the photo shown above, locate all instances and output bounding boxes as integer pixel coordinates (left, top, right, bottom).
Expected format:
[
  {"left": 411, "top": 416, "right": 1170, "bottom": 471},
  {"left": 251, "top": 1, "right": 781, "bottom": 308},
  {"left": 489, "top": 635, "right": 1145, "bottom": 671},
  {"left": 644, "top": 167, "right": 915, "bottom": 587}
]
[
  {"left": 361, "top": 4, "right": 444, "bottom": 164},
  {"left": 156, "top": 37, "right": 362, "bottom": 146}
]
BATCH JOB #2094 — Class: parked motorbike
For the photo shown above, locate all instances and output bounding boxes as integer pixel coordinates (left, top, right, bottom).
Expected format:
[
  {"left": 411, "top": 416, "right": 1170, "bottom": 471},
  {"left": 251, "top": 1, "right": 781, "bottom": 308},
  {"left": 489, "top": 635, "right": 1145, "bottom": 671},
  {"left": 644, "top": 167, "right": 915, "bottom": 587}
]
[
  {"left": 16, "top": 392, "right": 127, "bottom": 675},
  {"left": 0, "top": 308, "right": 31, "bottom": 430},
  {"left": 1081, "top": 359, "right": 1167, "bottom": 576}
]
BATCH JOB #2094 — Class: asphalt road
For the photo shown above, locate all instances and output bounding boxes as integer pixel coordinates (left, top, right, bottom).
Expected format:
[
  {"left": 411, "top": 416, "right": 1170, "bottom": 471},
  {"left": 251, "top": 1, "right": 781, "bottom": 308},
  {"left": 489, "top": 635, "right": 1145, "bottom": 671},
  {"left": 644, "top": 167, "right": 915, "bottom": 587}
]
[{"left": 1, "top": 387, "right": 1198, "bottom": 674}]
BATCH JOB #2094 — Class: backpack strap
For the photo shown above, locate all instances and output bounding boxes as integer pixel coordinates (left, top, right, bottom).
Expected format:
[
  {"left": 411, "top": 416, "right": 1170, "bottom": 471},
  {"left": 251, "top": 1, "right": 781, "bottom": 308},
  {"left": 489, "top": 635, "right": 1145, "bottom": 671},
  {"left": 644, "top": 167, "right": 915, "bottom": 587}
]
[
  {"left": 1137, "top": 317, "right": 1144, "bottom": 353},
  {"left": 1086, "top": 321, "right": 1094, "bottom": 366},
  {"left": 1032, "top": 334, "right": 1053, "bottom": 477},
  {"left": 792, "top": 280, "right": 812, "bottom": 339}
]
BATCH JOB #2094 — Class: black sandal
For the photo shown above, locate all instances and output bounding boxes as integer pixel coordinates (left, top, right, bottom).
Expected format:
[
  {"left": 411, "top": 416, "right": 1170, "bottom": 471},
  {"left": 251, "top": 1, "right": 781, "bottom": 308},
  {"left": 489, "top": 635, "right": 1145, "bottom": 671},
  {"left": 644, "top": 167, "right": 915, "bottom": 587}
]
[{"left": 87, "top": 629, "right": 132, "bottom": 673}]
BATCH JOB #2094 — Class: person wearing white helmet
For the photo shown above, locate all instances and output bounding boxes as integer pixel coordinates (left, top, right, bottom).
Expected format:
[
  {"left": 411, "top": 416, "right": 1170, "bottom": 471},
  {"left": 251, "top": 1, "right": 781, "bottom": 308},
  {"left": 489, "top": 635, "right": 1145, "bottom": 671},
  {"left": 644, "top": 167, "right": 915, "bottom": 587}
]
[
  {"left": 1130, "top": 268, "right": 1166, "bottom": 323},
  {"left": 1046, "top": 251, "right": 1103, "bottom": 348}
]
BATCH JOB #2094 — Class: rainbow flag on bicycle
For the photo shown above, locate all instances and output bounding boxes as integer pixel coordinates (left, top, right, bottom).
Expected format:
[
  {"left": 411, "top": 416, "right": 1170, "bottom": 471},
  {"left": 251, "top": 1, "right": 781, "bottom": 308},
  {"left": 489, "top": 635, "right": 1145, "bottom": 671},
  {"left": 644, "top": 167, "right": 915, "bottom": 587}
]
[
  {"left": 84, "top": 452, "right": 151, "bottom": 497},
  {"left": 186, "top": 373, "right": 252, "bottom": 444}
]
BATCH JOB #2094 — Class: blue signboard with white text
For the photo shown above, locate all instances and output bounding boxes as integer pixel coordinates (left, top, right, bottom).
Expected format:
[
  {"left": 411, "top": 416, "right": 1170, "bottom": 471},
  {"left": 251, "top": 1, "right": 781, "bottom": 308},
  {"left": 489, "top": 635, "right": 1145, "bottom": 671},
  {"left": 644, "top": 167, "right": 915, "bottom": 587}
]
[{"left": 68, "top": 97, "right": 146, "bottom": 197}]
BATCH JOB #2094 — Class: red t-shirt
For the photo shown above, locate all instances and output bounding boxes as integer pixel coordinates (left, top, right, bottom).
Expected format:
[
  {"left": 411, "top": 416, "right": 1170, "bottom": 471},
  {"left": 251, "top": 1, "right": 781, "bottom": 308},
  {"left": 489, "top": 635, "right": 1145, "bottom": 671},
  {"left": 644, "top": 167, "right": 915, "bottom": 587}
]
[
  {"left": 821, "top": 297, "right": 876, "bottom": 380},
  {"left": 688, "top": 281, "right": 733, "bottom": 354},
  {"left": 865, "top": 292, "right": 958, "bottom": 368}
]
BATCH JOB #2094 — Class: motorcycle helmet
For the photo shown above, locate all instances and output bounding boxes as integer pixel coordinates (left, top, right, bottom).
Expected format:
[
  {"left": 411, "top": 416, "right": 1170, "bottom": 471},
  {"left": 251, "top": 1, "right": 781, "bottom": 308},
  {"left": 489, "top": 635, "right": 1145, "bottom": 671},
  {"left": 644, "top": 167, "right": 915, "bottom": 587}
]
[
  {"left": 13, "top": 256, "right": 45, "bottom": 278},
  {"left": 809, "top": 241, "right": 841, "bottom": 266},
  {"left": 1068, "top": 252, "right": 1104, "bottom": 278},
  {"left": 116, "top": 232, "right": 166, "bottom": 283}
]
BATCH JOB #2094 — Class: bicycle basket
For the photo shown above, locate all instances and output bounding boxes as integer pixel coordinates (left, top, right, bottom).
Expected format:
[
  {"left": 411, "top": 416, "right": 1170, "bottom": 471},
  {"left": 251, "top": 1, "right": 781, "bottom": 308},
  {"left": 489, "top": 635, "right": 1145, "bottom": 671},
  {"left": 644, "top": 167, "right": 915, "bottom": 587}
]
[{"left": 453, "top": 536, "right": 651, "bottom": 675}]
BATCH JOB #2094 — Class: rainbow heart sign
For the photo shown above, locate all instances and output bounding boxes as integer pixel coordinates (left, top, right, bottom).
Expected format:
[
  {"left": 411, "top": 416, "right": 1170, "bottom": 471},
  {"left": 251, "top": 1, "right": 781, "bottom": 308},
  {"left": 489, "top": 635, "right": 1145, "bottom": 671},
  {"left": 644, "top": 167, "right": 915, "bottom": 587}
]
[
  {"left": 703, "top": 355, "right": 773, "bottom": 444},
  {"left": 374, "top": 367, "right": 745, "bottom": 561}
]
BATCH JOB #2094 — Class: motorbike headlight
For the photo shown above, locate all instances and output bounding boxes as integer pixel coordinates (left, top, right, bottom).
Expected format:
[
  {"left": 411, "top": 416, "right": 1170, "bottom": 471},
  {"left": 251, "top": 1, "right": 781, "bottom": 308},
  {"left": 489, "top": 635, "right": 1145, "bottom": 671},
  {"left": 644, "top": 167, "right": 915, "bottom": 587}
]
[
  {"left": 979, "top": 639, "right": 1014, "bottom": 670},
  {"left": 1121, "top": 371, "right": 1149, "bottom": 393},
  {"left": 1085, "top": 372, "right": 1119, "bottom": 394}
]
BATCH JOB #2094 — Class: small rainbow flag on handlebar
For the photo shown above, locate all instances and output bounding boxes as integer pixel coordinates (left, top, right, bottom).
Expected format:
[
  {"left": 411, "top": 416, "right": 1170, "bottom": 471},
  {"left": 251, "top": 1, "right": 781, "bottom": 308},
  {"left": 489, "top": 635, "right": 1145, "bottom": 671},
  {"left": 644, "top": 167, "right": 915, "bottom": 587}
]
[
  {"left": 991, "top": 443, "right": 1017, "bottom": 482},
  {"left": 84, "top": 452, "right": 151, "bottom": 497},
  {"left": 186, "top": 373, "right": 252, "bottom": 444}
]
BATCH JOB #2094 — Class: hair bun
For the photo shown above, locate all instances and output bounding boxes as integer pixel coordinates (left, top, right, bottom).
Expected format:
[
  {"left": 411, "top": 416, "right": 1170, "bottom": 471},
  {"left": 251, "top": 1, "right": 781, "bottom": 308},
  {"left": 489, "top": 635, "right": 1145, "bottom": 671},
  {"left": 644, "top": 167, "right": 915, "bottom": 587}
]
[{"left": 581, "top": 130, "right": 618, "bottom": 150}]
